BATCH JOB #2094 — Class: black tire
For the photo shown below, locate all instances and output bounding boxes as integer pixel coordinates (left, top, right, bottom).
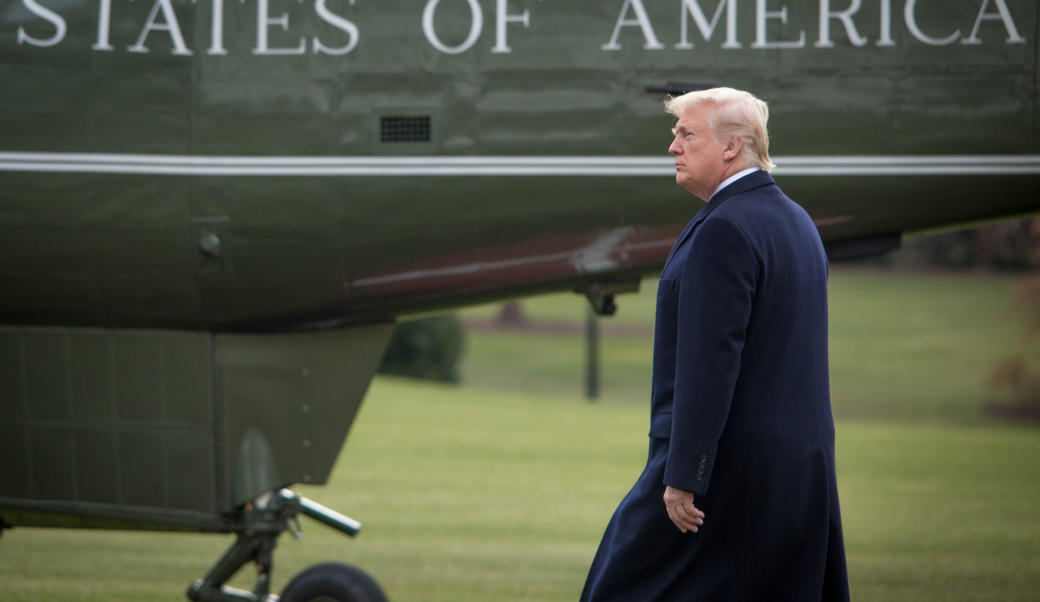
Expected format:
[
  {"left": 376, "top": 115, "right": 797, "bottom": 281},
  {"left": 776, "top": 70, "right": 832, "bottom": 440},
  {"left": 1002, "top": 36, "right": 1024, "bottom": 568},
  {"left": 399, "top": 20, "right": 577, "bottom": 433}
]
[{"left": 279, "top": 562, "right": 388, "bottom": 602}]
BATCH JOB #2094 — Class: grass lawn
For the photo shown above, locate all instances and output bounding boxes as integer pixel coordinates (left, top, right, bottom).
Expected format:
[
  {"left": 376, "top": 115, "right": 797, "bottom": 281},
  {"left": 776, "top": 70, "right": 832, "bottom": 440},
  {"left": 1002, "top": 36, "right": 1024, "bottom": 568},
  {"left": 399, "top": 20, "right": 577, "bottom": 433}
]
[
  {"left": 1, "top": 267, "right": 1038, "bottom": 601},
  {"left": 1, "top": 378, "right": 1038, "bottom": 601}
]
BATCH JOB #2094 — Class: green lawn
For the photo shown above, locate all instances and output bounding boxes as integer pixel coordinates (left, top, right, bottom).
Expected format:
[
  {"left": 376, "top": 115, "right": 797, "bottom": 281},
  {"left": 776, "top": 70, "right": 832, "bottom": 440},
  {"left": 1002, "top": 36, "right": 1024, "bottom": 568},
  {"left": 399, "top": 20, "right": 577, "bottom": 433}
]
[
  {"left": 1, "top": 379, "right": 1038, "bottom": 601},
  {"left": 2, "top": 268, "right": 1039, "bottom": 601}
]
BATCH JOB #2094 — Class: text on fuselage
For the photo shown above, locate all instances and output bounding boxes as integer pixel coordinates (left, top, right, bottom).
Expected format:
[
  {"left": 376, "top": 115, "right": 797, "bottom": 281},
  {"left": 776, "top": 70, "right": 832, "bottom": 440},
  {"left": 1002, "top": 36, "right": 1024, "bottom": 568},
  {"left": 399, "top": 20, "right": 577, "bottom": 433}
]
[{"left": 12, "top": 0, "right": 1027, "bottom": 56}]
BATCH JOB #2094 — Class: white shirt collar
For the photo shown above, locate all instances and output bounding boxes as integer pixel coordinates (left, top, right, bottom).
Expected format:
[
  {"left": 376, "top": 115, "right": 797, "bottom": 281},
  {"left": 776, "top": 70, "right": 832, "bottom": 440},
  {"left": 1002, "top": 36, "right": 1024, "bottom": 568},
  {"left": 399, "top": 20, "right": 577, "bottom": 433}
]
[{"left": 710, "top": 167, "right": 760, "bottom": 201}]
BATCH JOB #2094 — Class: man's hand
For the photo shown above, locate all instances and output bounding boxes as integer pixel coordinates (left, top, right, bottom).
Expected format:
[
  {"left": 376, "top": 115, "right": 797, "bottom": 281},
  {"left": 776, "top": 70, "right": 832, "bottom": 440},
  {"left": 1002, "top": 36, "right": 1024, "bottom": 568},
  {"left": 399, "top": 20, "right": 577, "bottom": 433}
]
[{"left": 663, "top": 485, "right": 705, "bottom": 534}]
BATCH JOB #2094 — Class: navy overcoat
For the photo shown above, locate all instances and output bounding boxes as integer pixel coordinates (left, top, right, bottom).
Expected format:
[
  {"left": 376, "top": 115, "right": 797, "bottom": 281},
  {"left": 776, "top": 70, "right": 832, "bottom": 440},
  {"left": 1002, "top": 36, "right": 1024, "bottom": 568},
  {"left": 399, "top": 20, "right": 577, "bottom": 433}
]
[{"left": 582, "top": 171, "right": 850, "bottom": 601}]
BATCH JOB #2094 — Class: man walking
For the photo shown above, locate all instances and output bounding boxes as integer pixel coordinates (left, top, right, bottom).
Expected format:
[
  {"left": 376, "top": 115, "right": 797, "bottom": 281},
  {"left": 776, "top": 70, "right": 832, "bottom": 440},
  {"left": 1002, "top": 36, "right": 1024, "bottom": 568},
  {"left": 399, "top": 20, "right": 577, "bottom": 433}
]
[{"left": 581, "top": 88, "right": 850, "bottom": 601}]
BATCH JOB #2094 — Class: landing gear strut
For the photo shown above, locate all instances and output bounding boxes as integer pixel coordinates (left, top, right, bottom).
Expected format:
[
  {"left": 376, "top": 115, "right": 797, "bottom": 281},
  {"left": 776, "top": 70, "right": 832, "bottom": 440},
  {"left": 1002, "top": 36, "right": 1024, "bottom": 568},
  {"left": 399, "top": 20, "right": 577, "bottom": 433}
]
[{"left": 187, "top": 489, "right": 386, "bottom": 602}]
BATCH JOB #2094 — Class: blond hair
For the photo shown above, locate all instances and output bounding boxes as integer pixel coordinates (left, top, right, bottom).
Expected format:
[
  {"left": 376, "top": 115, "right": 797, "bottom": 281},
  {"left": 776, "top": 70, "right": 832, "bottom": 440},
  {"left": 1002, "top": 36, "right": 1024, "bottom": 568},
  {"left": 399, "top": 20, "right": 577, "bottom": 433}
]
[{"left": 664, "top": 87, "right": 775, "bottom": 172}]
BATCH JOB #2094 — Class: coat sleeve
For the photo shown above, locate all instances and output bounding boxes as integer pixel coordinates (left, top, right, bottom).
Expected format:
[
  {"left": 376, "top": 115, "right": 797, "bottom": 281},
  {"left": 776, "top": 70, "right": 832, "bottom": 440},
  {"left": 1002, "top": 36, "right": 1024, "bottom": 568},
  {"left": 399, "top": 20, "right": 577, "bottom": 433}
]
[{"left": 664, "top": 216, "right": 757, "bottom": 496}]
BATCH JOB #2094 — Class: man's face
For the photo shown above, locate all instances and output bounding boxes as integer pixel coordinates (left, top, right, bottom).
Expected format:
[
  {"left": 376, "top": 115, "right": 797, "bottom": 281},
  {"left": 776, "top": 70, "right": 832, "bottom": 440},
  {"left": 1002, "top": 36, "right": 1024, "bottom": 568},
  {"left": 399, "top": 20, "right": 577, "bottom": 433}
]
[{"left": 668, "top": 104, "right": 727, "bottom": 202}]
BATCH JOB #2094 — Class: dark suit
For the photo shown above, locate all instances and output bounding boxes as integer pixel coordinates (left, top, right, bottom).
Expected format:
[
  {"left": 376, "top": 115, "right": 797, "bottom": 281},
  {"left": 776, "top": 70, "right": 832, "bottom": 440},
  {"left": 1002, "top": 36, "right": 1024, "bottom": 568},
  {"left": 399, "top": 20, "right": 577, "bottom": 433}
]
[{"left": 581, "top": 170, "right": 849, "bottom": 601}]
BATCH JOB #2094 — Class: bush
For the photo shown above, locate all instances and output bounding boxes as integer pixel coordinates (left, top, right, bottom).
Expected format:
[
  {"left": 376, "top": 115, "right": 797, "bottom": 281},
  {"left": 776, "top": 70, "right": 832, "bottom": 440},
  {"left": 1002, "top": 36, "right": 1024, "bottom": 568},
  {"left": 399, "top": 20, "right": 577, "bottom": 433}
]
[
  {"left": 988, "top": 272, "right": 1040, "bottom": 414},
  {"left": 912, "top": 218, "right": 1039, "bottom": 271},
  {"left": 378, "top": 314, "right": 465, "bottom": 383}
]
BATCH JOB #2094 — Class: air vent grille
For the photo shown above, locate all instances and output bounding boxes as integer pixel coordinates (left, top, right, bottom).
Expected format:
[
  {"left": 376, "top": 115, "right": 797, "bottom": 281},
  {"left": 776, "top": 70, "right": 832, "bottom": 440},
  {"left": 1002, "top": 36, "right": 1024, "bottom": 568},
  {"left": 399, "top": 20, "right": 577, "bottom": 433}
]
[{"left": 380, "top": 116, "right": 431, "bottom": 143}]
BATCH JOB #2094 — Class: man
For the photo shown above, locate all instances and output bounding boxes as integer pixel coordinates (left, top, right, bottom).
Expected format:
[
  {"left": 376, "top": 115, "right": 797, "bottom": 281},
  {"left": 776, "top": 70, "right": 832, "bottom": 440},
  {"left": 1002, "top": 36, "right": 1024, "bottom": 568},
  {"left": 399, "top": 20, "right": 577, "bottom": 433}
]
[{"left": 581, "top": 88, "right": 850, "bottom": 601}]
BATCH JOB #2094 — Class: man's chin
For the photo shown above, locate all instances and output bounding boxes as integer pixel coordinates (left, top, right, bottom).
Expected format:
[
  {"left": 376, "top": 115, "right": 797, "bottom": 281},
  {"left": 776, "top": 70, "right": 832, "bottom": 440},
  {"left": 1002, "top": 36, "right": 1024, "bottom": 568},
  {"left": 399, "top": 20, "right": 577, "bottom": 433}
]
[{"left": 674, "top": 175, "right": 696, "bottom": 193}]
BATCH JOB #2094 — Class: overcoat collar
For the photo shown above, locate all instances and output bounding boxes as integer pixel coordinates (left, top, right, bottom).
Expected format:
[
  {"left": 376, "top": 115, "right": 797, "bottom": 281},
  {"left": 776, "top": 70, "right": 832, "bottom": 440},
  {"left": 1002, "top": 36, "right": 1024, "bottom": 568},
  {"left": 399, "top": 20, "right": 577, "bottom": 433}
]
[{"left": 664, "top": 169, "right": 775, "bottom": 266}]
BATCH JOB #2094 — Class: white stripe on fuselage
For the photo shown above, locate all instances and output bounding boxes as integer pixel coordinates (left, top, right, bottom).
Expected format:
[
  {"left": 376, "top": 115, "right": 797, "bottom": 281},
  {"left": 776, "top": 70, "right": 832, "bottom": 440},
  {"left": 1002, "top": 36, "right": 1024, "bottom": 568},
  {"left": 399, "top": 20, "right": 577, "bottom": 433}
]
[{"left": 0, "top": 152, "right": 1037, "bottom": 176}]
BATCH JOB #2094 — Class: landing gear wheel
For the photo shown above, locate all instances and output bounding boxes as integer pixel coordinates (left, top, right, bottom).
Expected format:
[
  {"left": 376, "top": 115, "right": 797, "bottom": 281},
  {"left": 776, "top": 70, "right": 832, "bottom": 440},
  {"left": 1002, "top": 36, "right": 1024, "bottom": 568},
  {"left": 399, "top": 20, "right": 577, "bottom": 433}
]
[{"left": 279, "top": 563, "right": 388, "bottom": 602}]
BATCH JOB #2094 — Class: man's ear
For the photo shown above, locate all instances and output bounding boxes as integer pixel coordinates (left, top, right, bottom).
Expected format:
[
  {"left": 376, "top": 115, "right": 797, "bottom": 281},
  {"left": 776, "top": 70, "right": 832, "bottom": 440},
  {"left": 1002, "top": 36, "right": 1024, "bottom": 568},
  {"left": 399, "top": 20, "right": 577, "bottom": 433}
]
[{"left": 722, "top": 136, "right": 743, "bottom": 161}]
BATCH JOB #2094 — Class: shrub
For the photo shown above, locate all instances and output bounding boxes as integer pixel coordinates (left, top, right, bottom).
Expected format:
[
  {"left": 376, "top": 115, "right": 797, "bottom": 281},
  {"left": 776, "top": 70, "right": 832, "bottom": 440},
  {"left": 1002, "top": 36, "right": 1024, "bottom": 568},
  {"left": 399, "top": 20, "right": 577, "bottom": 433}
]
[
  {"left": 988, "top": 273, "right": 1040, "bottom": 413},
  {"left": 378, "top": 314, "right": 465, "bottom": 383}
]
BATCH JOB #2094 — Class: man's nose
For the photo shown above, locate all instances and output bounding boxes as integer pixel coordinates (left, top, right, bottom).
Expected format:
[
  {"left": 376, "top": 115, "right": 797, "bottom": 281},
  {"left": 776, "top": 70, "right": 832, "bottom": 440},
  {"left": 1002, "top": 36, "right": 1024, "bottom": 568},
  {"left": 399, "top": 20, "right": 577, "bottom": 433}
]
[{"left": 668, "top": 138, "right": 682, "bottom": 155}]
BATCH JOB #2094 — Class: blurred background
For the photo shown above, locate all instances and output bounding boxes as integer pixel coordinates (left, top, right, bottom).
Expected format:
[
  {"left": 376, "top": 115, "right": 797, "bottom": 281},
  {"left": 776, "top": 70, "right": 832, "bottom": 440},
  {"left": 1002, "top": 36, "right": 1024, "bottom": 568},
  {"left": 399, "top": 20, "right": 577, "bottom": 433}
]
[{"left": 387, "top": 216, "right": 1040, "bottom": 424}]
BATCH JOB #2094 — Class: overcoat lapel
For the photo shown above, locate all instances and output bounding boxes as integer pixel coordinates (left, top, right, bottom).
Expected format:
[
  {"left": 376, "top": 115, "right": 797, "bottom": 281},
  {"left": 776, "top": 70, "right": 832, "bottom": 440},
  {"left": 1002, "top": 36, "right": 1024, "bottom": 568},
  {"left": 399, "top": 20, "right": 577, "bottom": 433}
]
[{"left": 663, "top": 170, "right": 775, "bottom": 268}]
